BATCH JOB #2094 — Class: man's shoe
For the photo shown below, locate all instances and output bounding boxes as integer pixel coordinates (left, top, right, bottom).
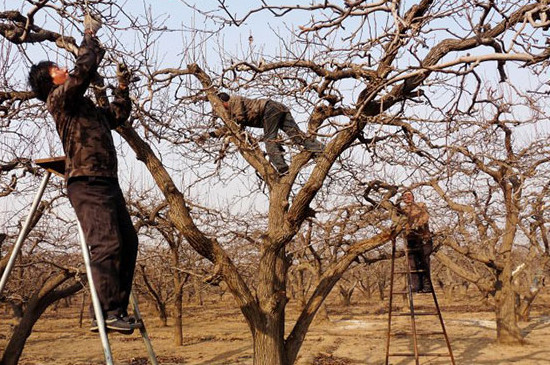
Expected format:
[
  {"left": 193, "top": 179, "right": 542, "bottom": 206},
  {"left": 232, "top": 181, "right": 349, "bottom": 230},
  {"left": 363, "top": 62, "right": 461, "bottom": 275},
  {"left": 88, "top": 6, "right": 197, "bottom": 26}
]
[
  {"left": 418, "top": 286, "right": 433, "bottom": 293},
  {"left": 305, "top": 141, "right": 325, "bottom": 154},
  {"left": 418, "top": 277, "right": 433, "bottom": 293},
  {"left": 105, "top": 314, "right": 135, "bottom": 334},
  {"left": 90, "top": 315, "right": 135, "bottom": 334},
  {"left": 121, "top": 312, "right": 136, "bottom": 324},
  {"left": 276, "top": 165, "right": 289, "bottom": 176},
  {"left": 122, "top": 314, "right": 144, "bottom": 330},
  {"left": 90, "top": 319, "right": 99, "bottom": 333}
]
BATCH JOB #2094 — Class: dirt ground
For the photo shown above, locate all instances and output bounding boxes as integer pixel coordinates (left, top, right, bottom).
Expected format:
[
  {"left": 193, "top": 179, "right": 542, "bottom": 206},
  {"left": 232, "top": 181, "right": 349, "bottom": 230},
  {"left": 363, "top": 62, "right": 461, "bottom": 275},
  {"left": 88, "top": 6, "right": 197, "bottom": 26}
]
[{"left": 2, "top": 292, "right": 550, "bottom": 364}]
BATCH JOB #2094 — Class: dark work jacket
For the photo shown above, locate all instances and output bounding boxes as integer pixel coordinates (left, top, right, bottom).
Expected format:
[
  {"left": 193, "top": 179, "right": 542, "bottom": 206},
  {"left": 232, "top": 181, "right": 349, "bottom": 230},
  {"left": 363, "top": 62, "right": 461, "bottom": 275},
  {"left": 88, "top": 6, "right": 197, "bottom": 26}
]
[
  {"left": 227, "top": 95, "right": 270, "bottom": 128},
  {"left": 46, "top": 34, "right": 131, "bottom": 180}
]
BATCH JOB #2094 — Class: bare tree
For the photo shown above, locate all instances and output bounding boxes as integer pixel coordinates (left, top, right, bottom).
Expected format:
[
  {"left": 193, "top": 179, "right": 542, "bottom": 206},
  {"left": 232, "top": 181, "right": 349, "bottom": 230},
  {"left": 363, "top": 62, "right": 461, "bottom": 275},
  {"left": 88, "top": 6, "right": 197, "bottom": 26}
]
[
  {"left": 421, "top": 90, "right": 550, "bottom": 343},
  {"left": 3, "top": 1, "right": 550, "bottom": 363}
]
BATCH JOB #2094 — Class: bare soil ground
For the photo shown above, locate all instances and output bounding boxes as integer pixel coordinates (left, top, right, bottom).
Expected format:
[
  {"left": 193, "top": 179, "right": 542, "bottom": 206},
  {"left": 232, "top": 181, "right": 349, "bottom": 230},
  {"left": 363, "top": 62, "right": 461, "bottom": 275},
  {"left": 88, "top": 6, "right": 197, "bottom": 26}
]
[{"left": 2, "top": 293, "right": 550, "bottom": 364}]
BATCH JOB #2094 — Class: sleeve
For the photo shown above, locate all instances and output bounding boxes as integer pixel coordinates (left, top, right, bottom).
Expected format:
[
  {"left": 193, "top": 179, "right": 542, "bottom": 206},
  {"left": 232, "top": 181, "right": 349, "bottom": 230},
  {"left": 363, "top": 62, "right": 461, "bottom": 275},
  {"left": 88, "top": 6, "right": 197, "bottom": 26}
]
[
  {"left": 57, "top": 34, "right": 105, "bottom": 107},
  {"left": 102, "top": 86, "right": 131, "bottom": 129},
  {"left": 209, "top": 125, "right": 229, "bottom": 138},
  {"left": 229, "top": 96, "right": 247, "bottom": 124},
  {"left": 416, "top": 203, "right": 430, "bottom": 227}
]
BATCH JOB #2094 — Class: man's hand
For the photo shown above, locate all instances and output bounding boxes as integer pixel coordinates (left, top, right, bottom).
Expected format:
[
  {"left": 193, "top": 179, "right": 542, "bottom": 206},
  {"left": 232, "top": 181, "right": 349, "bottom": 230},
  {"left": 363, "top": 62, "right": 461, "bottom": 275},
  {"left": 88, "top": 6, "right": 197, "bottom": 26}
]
[
  {"left": 195, "top": 133, "right": 209, "bottom": 144},
  {"left": 116, "top": 63, "right": 131, "bottom": 89},
  {"left": 84, "top": 14, "right": 102, "bottom": 35}
]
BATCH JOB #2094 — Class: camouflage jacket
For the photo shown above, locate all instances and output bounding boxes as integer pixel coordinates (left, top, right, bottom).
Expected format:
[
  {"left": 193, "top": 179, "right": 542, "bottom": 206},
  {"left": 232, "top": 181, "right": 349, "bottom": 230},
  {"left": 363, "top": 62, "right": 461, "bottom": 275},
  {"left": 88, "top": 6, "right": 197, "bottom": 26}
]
[
  {"left": 402, "top": 201, "right": 431, "bottom": 238},
  {"left": 46, "top": 34, "right": 131, "bottom": 180},
  {"left": 227, "top": 95, "right": 271, "bottom": 128}
]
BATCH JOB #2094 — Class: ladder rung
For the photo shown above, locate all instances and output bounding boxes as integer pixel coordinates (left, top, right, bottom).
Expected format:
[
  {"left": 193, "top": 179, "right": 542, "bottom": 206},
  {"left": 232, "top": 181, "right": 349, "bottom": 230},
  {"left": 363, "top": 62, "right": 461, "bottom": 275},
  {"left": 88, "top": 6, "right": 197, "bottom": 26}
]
[
  {"left": 395, "top": 270, "right": 427, "bottom": 274},
  {"left": 389, "top": 352, "right": 452, "bottom": 357},
  {"left": 391, "top": 290, "right": 409, "bottom": 294},
  {"left": 390, "top": 331, "right": 445, "bottom": 336},
  {"left": 395, "top": 312, "right": 439, "bottom": 316}
]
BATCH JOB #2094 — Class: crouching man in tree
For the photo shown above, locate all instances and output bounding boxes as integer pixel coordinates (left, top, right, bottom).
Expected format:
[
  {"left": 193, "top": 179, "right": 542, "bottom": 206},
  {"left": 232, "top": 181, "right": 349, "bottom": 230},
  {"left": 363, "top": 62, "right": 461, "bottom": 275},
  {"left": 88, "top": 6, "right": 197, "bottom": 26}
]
[
  {"left": 201, "top": 92, "right": 325, "bottom": 175},
  {"left": 28, "top": 16, "right": 138, "bottom": 334},
  {"left": 400, "top": 190, "right": 433, "bottom": 293}
]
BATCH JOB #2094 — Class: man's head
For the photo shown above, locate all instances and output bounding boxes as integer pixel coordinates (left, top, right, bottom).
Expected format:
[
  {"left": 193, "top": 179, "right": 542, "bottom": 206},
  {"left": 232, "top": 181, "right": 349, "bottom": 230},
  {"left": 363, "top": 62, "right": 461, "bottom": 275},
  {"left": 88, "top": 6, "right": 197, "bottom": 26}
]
[
  {"left": 28, "top": 61, "right": 69, "bottom": 101},
  {"left": 401, "top": 190, "right": 415, "bottom": 205},
  {"left": 217, "top": 92, "right": 230, "bottom": 109}
]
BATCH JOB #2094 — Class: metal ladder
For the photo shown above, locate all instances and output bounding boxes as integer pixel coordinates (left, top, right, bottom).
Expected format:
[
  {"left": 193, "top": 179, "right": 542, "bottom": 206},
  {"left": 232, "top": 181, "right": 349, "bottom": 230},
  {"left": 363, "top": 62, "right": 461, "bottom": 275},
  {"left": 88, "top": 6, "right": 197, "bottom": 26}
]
[
  {"left": 0, "top": 157, "right": 158, "bottom": 365},
  {"left": 385, "top": 238, "right": 455, "bottom": 365}
]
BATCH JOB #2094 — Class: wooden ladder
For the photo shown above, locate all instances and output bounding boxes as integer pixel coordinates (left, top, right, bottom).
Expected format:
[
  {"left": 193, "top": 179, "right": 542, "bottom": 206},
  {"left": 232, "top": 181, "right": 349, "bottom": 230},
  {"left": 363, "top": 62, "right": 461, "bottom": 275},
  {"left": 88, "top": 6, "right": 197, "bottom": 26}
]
[{"left": 385, "top": 238, "right": 455, "bottom": 365}]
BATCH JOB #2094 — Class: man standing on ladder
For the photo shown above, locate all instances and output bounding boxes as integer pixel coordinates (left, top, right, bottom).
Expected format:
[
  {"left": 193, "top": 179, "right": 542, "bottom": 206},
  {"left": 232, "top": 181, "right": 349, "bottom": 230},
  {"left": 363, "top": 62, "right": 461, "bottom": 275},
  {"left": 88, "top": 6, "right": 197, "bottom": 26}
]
[
  {"left": 27, "top": 15, "right": 138, "bottom": 334},
  {"left": 400, "top": 190, "right": 433, "bottom": 293}
]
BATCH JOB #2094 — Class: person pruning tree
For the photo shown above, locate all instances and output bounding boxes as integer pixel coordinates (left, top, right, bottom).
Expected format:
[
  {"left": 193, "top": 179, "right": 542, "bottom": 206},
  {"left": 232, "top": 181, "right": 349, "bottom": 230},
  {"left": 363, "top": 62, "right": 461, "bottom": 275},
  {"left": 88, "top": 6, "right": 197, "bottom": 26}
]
[
  {"left": 200, "top": 93, "right": 325, "bottom": 175},
  {"left": 400, "top": 190, "right": 433, "bottom": 293},
  {"left": 28, "top": 14, "right": 139, "bottom": 334}
]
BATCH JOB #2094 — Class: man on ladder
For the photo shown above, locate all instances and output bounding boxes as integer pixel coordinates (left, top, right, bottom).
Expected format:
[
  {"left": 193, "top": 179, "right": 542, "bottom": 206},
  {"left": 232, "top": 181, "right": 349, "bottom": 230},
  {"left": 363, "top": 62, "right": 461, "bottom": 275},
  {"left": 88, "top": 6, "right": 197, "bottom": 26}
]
[
  {"left": 384, "top": 189, "right": 455, "bottom": 364},
  {"left": 400, "top": 190, "right": 433, "bottom": 293},
  {"left": 27, "top": 14, "right": 139, "bottom": 334}
]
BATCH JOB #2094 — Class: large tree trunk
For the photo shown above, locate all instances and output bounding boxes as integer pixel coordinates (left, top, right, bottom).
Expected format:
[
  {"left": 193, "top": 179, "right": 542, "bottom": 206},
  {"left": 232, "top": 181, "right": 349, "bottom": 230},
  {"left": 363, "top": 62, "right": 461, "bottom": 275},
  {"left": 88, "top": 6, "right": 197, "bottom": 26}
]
[
  {"left": 1, "top": 274, "right": 82, "bottom": 365},
  {"left": 173, "top": 292, "right": 183, "bottom": 346},
  {"left": 494, "top": 186, "right": 523, "bottom": 345},
  {"left": 253, "top": 242, "right": 289, "bottom": 365},
  {"left": 252, "top": 313, "right": 287, "bottom": 365},
  {"left": 494, "top": 273, "right": 523, "bottom": 344}
]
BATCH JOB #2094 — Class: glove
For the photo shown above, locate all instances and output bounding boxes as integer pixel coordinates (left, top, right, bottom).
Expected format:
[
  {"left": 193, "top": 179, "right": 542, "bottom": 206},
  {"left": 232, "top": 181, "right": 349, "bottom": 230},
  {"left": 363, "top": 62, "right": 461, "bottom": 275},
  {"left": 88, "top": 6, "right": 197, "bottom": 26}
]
[
  {"left": 116, "top": 63, "right": 131, "bottom": 88},
  {"left": 195, "top": 133, "right": 208, "bottom": 144},
  {"left": 84, "top": 14, "right": 102, "bottom": 35}
]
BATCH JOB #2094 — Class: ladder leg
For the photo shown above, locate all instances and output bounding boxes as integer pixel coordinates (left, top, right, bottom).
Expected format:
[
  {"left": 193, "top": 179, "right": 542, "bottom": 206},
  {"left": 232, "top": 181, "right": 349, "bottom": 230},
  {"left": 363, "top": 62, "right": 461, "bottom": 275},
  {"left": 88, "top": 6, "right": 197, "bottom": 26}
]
[
  {"left": 404, "top": 243, "right": 420, "bottom": 365},
  {"left": 429, "top": 279, "right": 456, "bottom": 365},
  {"left": 130, "top": 291, "right": 159, "bottom": 365},
  {"left": 385, "top": 238, "right": 397, "bottom": 365},
  {"left": 77, "top": 220, "right": 114, "bottom": 365},
  {"left": 0, "top": 172, "right": 51, "bottom": 295}
]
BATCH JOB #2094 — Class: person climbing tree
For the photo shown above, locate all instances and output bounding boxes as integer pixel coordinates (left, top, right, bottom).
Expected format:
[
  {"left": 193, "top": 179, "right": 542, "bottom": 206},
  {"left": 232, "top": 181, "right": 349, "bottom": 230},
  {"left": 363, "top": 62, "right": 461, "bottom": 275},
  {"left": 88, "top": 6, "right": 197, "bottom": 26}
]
[{"left": 201, "top": 92, "right": 325, "bottom": 175}]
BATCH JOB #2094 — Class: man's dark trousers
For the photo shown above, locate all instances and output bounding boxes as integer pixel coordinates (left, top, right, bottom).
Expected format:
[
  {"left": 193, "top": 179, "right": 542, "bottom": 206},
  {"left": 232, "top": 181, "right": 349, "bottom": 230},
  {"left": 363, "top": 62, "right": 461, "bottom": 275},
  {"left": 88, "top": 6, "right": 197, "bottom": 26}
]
[
  {"left": 406, "top": 232, "right": 433, "bottom": 291},
  {"left": 67, "top": 176, "right": 138, "bottom": 317},
  {"left": 263, "top": 100, "right": 322, "bottom": 172}
]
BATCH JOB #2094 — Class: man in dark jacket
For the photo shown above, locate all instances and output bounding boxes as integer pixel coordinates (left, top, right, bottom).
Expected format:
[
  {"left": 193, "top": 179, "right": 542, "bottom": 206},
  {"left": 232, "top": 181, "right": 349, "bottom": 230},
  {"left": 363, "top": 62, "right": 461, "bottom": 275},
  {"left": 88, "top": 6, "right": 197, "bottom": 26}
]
[
  {"left": 28, "top": 20, "right": 138, "bottom": 333},
  {"left": 400, "top": 190, "right": 433, "bottom": 293},
  {"left": 205, "top": 93, "right": 325, "bottom": 175}
]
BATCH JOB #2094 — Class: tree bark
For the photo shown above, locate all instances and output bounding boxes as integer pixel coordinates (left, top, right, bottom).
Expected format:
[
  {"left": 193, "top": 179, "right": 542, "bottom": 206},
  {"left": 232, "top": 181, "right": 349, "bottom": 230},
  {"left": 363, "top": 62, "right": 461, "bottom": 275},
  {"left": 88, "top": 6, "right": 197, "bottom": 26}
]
[
  {"left": 1, "top": 274, "right": 82, "bottom": 365},
  {"left": 494, "top": 182, "right": 523, "bottom": 344},
  {"left": 252, "top": 314, "right": 287, "bottom": 365},
  {"left": 253, "top": 244, "right": 289, "bottom": 365},
  {"left": 173, "top": 292, "right": 183, "bottom": 346},
  {"left": 494, "top": 271, "right": 523, "bottom": 344}
]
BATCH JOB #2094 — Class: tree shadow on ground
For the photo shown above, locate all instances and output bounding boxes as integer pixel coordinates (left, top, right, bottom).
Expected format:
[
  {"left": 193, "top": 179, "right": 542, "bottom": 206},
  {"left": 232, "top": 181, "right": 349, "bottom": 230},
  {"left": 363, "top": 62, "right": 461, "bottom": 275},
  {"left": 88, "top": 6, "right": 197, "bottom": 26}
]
[
  {"left": 456, "top": 335, "right": 548, "bottom": 364},
  {"left": 193, "top": 345, "right": 250, "bottom": 365},
  {"left": 521, "top": 316, "right": 550, "bottom": 337}
]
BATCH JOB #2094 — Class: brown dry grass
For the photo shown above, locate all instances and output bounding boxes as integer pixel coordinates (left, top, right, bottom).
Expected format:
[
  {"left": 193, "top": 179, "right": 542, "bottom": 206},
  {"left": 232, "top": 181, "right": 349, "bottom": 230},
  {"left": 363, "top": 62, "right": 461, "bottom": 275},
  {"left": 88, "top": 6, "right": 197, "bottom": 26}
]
[{"left": 2, "top": 291, "right": 550, "bottom": 364}]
